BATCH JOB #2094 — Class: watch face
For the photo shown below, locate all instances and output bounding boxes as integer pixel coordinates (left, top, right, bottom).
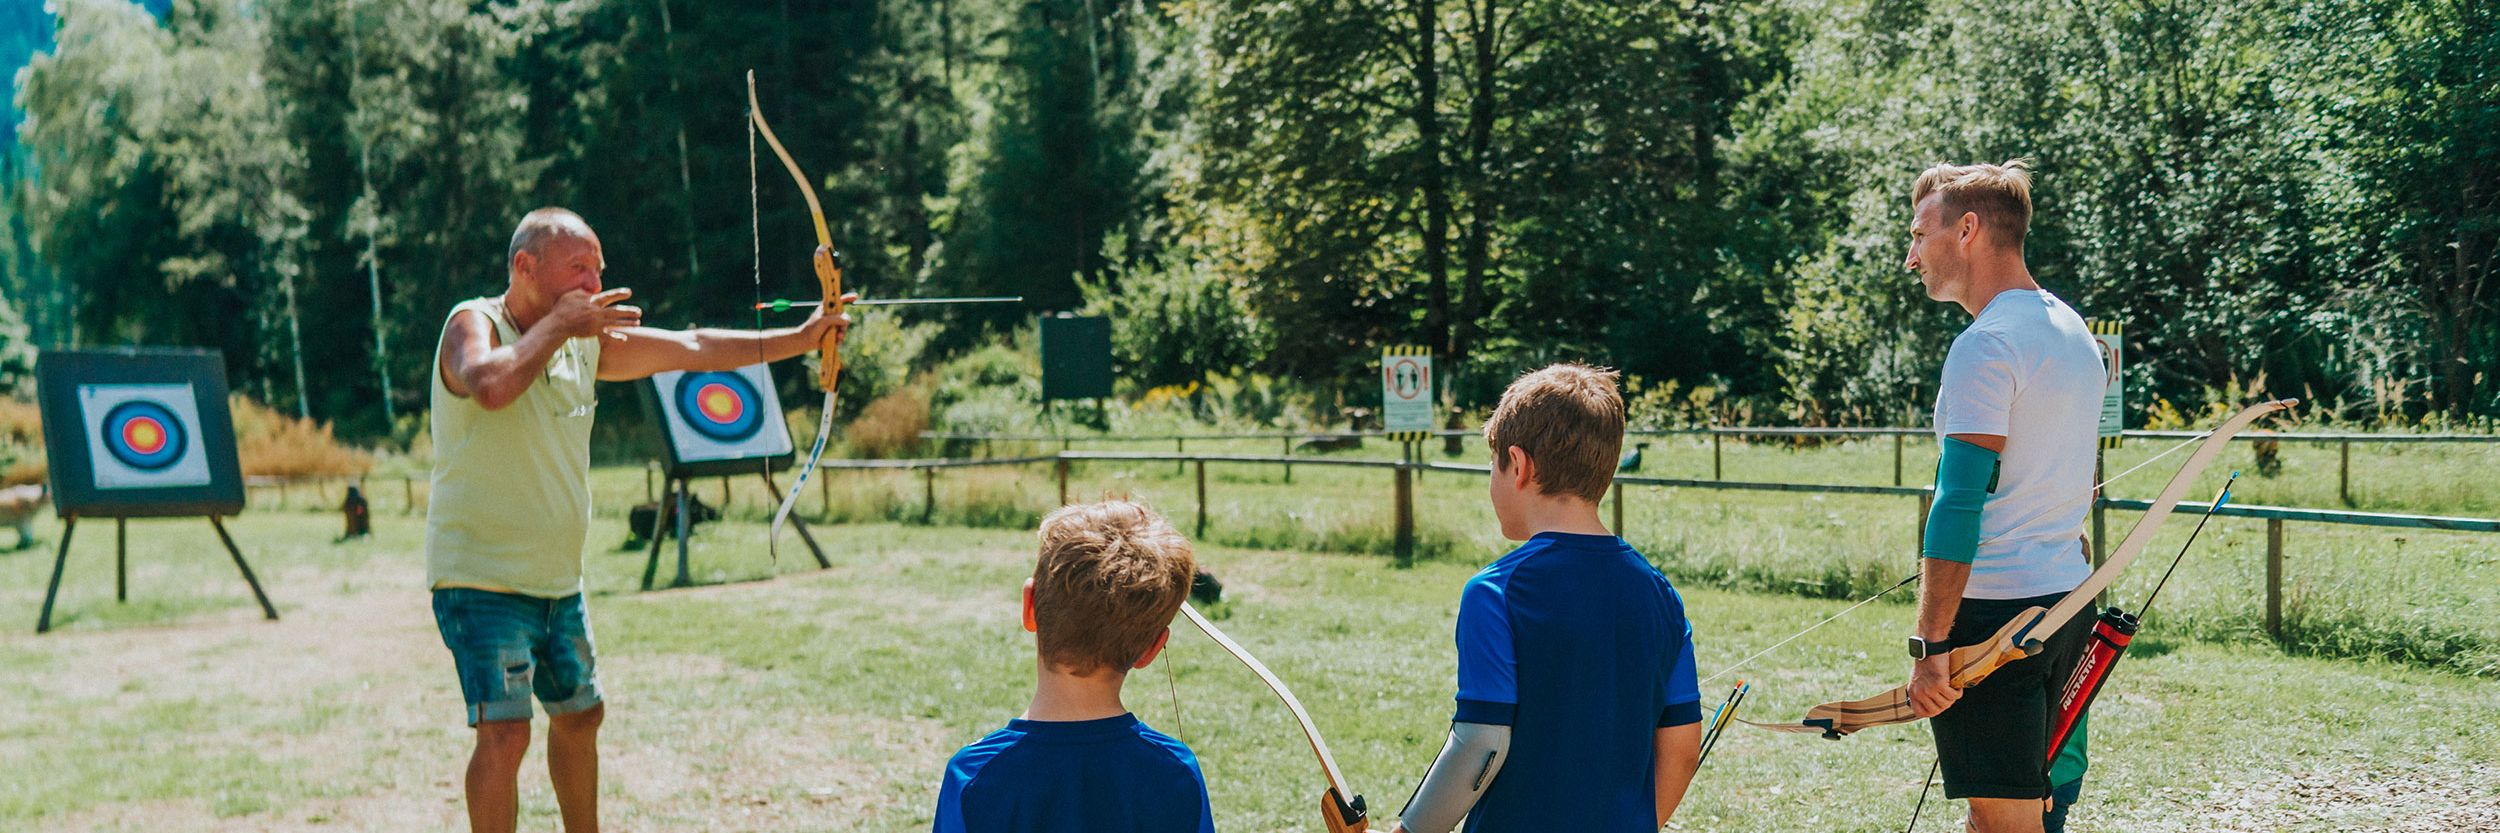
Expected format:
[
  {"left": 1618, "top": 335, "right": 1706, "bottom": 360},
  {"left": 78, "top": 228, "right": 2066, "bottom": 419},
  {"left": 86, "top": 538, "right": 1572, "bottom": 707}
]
[{"left": 1907, "top": 637, "right": 1928, "bottom": 659}]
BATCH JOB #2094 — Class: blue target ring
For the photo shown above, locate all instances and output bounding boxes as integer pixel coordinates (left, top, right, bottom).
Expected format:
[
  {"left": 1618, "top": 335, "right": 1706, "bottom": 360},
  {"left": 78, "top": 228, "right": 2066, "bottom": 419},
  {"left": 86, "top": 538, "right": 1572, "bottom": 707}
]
[
  {"left": 673, "top": 371, "right": 764, "bottom": 442},
  {"left": 101, "top": 400, "right": 189, "bottom": 471}
]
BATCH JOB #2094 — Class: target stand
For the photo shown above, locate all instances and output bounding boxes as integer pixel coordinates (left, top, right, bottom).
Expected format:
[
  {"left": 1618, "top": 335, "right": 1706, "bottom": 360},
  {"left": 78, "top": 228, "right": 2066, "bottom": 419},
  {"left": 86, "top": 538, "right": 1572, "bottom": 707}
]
[
  {"left": 638, "top": 365, "right": 826, "bottom": 589},
  {"left": 32, "top": 349, "right": 276, "bottom": 633}
]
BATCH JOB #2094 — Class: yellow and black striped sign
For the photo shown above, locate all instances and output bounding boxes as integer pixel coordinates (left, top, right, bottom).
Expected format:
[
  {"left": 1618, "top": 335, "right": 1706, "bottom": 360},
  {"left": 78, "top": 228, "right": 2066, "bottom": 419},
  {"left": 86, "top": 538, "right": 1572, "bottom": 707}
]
[
  {"left": 2088, "top": 320, "right": 2123, "bottom": 449},
  {"left": 1381, "top": 345, "right": 1434, "bottom": 442}
]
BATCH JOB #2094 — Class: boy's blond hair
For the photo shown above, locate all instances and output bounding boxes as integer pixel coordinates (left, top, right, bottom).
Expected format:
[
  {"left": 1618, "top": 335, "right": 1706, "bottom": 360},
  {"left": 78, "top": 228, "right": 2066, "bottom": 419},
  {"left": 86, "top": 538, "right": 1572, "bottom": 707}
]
[
  {"left": 1482, "top": 363, "right": 1624, "bottom": 503},
  {"left": 1031, "top": 500, "right": 1196, "bottom": 674},
  {"left": 1912, "top": 159, "right": 2034, "bottom": 250}
]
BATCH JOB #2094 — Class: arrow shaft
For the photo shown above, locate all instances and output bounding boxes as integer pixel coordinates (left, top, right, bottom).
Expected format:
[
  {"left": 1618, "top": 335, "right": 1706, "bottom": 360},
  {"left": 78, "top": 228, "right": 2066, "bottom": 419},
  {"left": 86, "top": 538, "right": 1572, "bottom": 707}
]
[{"left": 757, "top": 296, "right": 1023, "bottom": 309}]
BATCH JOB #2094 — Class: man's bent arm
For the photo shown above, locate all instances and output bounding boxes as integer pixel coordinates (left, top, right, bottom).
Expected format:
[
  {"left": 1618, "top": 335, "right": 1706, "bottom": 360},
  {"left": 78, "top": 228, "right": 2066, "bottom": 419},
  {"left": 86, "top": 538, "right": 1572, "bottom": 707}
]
[
  {"left": 440, "top": 309, "right": 571, "bottom": 410},
  {"left": 1920, "top": 430, "right": 2003, "bottom": 641}
]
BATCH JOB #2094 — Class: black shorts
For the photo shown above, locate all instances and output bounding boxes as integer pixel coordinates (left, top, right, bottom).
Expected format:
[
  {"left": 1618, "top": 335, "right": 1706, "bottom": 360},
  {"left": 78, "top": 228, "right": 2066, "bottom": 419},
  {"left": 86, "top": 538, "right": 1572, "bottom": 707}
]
[{"left": 1930, "top": 592, "right": 2092, "bottom": 800}]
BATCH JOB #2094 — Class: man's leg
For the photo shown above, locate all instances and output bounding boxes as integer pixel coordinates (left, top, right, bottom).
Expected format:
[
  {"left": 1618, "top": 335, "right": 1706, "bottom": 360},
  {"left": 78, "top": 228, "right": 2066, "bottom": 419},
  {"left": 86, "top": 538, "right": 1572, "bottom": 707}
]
[
  {"left": 1966, "top": 797, "right": 2045, "bottom": 833},
  {"left": 467, "top": 719, "right": 532, "bottom": 833},
  {"left": 540, "top": 594, "right": 605, "bottom": 833},
  {"left": 547, "top": 702, "right": 603, "bottom": 833},
  {"left": 435, "top": 589, "right": 549, "bottom": 833}
]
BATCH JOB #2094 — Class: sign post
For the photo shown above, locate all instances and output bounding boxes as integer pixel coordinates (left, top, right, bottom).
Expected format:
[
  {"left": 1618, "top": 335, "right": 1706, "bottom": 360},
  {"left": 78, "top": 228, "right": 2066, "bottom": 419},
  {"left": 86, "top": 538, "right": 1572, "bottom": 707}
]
[
  {"left": 2087, "top": 320, "right": 2123, "bottom": 579},
  {"left": 1381, "top": 346, "right": 1433, "bottom": 442}
]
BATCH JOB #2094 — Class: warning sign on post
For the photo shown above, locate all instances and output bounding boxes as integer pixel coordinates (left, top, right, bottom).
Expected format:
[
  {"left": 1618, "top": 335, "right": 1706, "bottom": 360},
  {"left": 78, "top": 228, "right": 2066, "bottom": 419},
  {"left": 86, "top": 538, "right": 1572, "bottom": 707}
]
[
  {"left": 1381, "top": 346, "right": 1433, "bottom": 441},
  {"left": 2089, "top": 320, "right": 2123, "bottom": 449}
]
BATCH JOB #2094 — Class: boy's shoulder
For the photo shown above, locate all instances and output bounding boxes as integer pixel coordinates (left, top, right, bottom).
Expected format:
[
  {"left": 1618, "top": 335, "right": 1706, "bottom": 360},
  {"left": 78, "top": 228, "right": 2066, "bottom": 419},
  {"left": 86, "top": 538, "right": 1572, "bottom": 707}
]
[
  {"left": 1466, "top": 533, "right": 1670, "bottom": 596},
  {"left": 945, "top": 716, "right": 1204, "bottom": 783}
]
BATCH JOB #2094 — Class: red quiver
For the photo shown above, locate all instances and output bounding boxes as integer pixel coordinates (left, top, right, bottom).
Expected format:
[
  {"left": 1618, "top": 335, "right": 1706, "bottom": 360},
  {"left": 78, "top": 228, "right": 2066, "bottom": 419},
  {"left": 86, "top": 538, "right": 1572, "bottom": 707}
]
[{"left": 2047, "top": 606, "right": 2139, "bottom": 763}]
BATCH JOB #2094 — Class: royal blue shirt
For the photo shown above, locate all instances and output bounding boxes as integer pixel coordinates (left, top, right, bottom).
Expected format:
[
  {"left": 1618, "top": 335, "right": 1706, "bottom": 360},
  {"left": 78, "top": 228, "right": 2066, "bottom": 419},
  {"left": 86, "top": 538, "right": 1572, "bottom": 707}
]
[
  {"left": 1452, "top": 532, "right": 1701, "bottom": 833},
  {"left": 932, "top": 713, "right": 1216, "bottom": 833}
]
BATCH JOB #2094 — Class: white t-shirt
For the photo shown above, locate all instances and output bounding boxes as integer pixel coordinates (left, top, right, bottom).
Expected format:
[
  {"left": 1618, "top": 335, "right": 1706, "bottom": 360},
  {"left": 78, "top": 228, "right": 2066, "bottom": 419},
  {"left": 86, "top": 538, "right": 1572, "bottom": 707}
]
[{"left": 1932, "top": 289, "right": 2104, "bottom": 599}]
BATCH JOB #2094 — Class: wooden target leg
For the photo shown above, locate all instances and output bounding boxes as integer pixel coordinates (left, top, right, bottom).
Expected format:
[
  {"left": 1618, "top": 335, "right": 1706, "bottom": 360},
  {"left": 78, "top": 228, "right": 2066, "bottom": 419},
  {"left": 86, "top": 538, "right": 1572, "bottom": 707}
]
[
  {"left": 116, "top": 517, "right": 127, "bottom": 603},
  {"left": 760, "top": 470, "right": 830, "bottom": 569},
  {"left": 671, "top": 481, "right": 693, "bottom": 588},
  {"left": 641, "top": 477, "right": 676, "bottom": 591},
  {"left": 35, "top": 514, "right": 77, "bottom": 634},
  {"left": 209, "top": 515, "right": 279, "bottom": 621}
]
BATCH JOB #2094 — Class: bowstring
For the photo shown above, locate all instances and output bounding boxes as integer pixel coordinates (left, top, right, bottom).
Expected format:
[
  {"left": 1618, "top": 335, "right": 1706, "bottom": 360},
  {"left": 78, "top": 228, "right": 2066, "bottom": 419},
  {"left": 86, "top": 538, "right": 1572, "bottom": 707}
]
[
  {"left": 1699, "top": 427, "right": 2213, "bottom": 685},
  {"left": 1701, "top": 573, "right": 1918, "bottom": 686},
  {"left": 749, "top": 99, "right": 764, "bottom": 368}
]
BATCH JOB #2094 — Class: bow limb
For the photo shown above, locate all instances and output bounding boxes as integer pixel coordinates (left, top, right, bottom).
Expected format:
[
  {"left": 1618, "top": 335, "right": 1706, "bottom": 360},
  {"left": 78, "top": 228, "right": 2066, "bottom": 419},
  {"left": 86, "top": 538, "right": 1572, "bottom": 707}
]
[
  {"left": 1179, "top": 604, "right": 1370, "bottom": 833},
  {"left": 748, "top": 70, "right": 847, "bottom": 554},
  {"left": 1751, "top": 398, "right": 2298, "bottom": 738}
]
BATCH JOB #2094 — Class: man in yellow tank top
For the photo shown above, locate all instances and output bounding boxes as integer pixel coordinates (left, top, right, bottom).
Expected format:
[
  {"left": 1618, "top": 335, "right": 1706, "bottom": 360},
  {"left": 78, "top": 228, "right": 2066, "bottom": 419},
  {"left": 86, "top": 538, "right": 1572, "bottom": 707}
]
[{"left": 429, "top": 207, "right": 849, "bottom": 833}]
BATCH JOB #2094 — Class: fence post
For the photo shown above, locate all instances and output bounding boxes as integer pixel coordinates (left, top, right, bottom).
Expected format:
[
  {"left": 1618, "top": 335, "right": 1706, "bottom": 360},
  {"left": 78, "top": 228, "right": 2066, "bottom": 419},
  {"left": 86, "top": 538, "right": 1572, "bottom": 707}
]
[
  {"left": 2338, "top": 440, "right": 2351, "bottom": 505},
  {"left": 1713, "top": 432, "right": 1723, "bottom": 481},
  {"left": 1611, "top": 482, "right": 1625, "bottom": 535},
  {"left": 1195, "top": 461, "right": 1208, "bottom": 539},
  {"left": 1177, "top": 437, "right": 1186, "bottom": 475},
  {"left": 1282, "top": 437, "right": 1293, "bottom": 484},
  {"left": 922, "top": 467, "right": 936, "bottom": 524},
  {"left": 403, "top": 476, "right": 415, "bottom": 514},
  {"left": 2266, "top": 518, "right": 2285, "bottom": 640},
  {"left": 1894, "top": 434, "right": 1905, "bottom": 486},
  {"left": 1394, "top": 463, "right": 1415, "bottom": 568},
  {"left": 1057, "top": 458, "right": 1070, "bottom": 507}
]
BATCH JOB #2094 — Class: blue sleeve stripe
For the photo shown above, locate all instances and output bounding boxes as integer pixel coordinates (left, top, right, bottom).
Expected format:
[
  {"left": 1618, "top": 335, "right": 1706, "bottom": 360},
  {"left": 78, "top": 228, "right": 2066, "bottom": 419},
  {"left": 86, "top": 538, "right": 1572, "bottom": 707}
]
[
  {"left": 1657, "top": 700, "right": 1703, "bottom": 728},
  {"left": 1453, "top": 698, "right": 1517, "bottom": 726}
]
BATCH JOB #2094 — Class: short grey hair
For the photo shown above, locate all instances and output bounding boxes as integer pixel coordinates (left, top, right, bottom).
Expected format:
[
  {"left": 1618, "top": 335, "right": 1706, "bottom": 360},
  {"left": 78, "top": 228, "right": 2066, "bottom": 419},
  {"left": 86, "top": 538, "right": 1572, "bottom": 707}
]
[{"left": 508, "top": 207, "right": 592, "bottom": 263}]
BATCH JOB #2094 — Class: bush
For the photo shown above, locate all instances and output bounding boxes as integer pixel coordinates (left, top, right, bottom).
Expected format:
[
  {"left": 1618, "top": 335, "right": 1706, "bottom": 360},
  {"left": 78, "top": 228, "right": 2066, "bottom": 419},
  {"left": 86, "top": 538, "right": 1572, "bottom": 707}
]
[
  {"left": 230, "top": 395, "right": 372, "bottom": 478},
  {"left": 846, "top": 381, "right": 933, "bottom": 459},
  {"left": 0, "top": 397, "right": 43, "bottom": 485}
]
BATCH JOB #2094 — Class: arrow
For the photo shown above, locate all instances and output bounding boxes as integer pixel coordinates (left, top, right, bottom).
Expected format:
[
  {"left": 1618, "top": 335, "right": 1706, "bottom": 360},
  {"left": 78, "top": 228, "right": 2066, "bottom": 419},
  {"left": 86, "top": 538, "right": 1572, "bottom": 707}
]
[{"left": 755, "top": 296, "right": 1024, "bottom": 311}]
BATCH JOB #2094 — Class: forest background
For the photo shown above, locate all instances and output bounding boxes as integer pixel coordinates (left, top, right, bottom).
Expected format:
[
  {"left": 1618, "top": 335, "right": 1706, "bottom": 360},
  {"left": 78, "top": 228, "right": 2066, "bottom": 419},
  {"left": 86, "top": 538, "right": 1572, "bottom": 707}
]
[{"left": 1, "top": 0, "right": 2493, "bottom": 454}]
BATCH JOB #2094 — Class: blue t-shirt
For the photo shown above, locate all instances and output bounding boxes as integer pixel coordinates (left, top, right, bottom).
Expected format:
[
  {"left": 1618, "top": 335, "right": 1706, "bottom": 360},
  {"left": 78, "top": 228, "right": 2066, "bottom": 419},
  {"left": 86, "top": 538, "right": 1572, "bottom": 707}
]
[
  {"left": 1453, "top": 532, "right": 1701, "bottom": 833},
  {"left": 933, "top": 713, "right": 1216, "bottom": 833}
]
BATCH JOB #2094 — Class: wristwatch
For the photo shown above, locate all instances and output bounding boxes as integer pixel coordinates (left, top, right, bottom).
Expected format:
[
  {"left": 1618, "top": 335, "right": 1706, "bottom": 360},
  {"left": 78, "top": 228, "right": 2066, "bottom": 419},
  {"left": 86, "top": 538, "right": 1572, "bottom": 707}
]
[{"left": 1907, "top": 636, "right": 1942, "bottom": 660}]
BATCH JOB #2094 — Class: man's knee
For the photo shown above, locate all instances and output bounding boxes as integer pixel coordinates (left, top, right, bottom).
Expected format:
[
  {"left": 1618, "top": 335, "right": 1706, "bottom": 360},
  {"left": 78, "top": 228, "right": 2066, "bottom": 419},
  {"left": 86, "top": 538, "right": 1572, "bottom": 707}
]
[
  {"left": 473, "top": 719, "right": 533, "bottom": 767},
  {"left": 1965, "top": 797, "right": 2045, "bottom": 833},
  {"left": 550, "top": 701, "right": 604, "bottom": 736}
]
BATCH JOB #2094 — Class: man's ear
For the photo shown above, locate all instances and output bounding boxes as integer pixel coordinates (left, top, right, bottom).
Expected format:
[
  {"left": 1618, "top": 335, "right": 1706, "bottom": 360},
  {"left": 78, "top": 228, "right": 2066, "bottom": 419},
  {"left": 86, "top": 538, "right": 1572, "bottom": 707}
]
[
  {"left": 1022, "top": 577, "right": 1039, "bottom": 634},
  {"left": 1956, "top": 210, "right": 1981, "bottom": 248},
  {"left": 1506, "top": 445, "right": 1537, "bottom": 492},
  {"left": 1132, "top": 626, "right": 1172, "bottom": 670}
]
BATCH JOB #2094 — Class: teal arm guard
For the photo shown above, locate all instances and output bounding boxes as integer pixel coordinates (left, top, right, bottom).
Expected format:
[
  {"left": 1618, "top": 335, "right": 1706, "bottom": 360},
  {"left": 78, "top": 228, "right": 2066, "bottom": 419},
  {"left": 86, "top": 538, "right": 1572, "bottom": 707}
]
[{"left": 1921, "top": 436, "right": 2000, "bottom": 564}]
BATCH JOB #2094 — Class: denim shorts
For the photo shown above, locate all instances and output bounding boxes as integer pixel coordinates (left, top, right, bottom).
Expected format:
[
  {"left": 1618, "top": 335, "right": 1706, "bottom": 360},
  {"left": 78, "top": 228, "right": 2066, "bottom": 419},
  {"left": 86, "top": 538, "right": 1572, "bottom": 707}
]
[{"left": 432, "top": 588, "right": 602, "bottom": 725}]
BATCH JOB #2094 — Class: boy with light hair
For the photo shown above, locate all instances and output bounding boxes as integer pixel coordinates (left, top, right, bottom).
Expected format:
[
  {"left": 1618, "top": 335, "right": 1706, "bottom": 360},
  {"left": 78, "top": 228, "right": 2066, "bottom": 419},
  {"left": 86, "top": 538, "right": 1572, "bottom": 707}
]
[
  {"left": 1388, "top": 363, "right": 1703, "bottom": 833},
  {"left": 932, "top": 500, "right": 1216, "bottom": 833}
]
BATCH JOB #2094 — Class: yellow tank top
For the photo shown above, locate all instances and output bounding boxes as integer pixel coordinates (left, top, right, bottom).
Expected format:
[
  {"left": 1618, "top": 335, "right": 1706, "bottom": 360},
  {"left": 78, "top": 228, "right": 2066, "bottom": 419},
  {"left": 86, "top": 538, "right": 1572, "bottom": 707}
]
[{"left": 424, "top": 297, "right": 602, "bottom": 597}]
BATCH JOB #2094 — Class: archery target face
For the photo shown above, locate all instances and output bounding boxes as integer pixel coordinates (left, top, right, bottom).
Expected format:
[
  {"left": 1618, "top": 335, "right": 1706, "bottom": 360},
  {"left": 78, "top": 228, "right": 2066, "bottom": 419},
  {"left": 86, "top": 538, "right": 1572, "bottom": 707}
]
[
  {"left": 79, "top": 383, "right": 212, "bottom": 490},
  {"left": 652, "top": 365, "right": 793, "bottom": 463}
]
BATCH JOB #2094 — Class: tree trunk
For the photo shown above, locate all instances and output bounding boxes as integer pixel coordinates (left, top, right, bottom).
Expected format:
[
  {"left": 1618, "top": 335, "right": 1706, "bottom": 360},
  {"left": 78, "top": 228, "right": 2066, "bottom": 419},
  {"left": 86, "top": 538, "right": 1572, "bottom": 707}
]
[
  {"left": 1414, "top": 0, "right": 1451, "bottom": 367},
  {"left": 1451, "top": 0, "right": 1497, "bottom": 384}
]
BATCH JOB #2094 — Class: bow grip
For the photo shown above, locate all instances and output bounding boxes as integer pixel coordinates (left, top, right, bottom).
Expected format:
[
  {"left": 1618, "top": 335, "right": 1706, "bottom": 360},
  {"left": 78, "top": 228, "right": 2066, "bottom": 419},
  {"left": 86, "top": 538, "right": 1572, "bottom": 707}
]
[
  {"left": 813, "top": 246, "right": 843, "bottom": 392},
  {"left": 1322, "top": 787, "right": 1368, "bottom": 833}
]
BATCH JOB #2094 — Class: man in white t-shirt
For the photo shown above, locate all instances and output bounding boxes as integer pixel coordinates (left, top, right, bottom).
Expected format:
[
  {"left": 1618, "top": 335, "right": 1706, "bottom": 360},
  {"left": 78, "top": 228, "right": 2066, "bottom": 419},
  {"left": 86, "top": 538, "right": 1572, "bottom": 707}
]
[{"left": 1898, "top": 159, "right": 2102, "bottom": 833}]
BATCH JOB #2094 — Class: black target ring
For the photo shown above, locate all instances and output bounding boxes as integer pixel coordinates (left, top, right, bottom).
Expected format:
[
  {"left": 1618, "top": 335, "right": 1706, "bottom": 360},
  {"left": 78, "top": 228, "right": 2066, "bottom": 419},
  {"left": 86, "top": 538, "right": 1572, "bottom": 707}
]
[{"left": 674, "top": 371, "right": 764, "bottom": 442}]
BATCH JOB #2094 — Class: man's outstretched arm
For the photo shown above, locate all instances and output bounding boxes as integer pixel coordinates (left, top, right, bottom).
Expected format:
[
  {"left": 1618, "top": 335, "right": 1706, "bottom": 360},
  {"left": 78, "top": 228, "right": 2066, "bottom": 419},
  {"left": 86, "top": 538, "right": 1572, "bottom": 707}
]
[{"left": 595, "top": 294, "right": 853, "bottom": 382}]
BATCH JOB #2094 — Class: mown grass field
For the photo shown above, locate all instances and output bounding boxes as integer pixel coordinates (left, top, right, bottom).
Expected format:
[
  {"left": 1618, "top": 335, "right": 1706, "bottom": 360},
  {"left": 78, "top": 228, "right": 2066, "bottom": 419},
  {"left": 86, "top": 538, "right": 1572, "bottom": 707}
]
[{"left": 4, "top": 445, "right": 2497, "bottom": 832}]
